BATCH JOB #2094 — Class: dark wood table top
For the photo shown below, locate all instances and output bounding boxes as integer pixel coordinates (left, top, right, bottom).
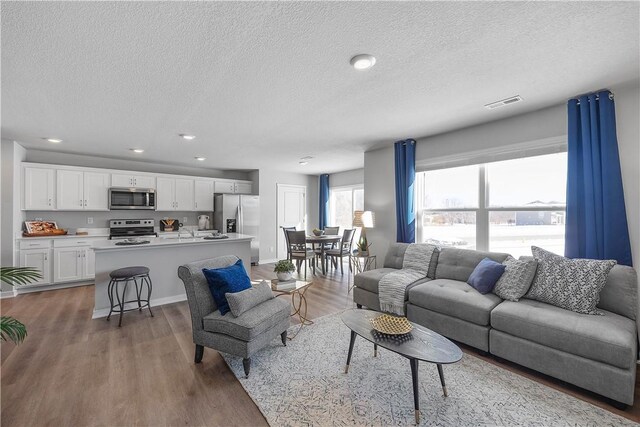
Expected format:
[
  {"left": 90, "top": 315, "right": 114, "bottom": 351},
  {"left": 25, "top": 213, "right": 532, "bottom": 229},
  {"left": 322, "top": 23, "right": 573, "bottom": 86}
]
[{"left": 341, "top": 309, "right": 463, "bottom": 364}]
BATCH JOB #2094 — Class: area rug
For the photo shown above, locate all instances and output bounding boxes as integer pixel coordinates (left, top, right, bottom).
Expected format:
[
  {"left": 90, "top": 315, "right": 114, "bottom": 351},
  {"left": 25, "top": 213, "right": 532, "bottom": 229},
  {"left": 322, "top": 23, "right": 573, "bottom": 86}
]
[{"left": 223, "top": 312, "right": 637, "bottom": 426}]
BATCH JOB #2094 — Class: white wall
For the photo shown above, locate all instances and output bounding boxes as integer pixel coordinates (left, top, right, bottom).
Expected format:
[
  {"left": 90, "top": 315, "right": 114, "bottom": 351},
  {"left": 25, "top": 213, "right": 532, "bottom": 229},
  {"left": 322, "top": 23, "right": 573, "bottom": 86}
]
[
  {"left": 256, "top": 169, "right": 318, "bottom": 263},
  {"left": 331, "top": 168, "right": 364, "bottom": 188},
  {"left": 364, "top": 79, "right": 640, "bottom": 266}
]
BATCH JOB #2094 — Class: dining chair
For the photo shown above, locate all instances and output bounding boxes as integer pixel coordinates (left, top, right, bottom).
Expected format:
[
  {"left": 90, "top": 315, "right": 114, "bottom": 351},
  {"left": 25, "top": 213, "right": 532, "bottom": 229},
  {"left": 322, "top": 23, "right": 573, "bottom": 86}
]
[
  {"left": 324, "top": 228, "right": 356, "bottom": 274},
  {"left": 286, "top": 230, "right": 316, "bottom": 279},
  {"left": 282, "top": 226, "right": 297, "bottom": 260}
]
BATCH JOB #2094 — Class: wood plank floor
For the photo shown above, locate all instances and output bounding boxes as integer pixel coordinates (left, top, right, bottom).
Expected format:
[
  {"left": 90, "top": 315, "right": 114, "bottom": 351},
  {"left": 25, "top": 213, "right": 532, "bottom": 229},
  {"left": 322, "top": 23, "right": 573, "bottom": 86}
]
[{"left": 1, "top": 263, "right": 638, "bottom": 426}]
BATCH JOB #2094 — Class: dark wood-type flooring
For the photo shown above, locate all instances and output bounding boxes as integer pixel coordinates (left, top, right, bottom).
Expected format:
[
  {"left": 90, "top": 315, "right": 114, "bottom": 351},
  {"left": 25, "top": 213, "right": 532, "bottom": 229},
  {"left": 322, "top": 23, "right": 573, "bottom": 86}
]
[{"left": 1, "top": 262, "right": 638, "bottom": 426}]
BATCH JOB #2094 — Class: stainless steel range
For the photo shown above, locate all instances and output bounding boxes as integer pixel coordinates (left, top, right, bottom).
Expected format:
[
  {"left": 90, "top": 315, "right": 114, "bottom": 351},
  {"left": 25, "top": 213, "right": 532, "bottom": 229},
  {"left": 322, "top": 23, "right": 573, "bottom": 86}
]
[{"left": 109, "top": 219, "right": 157, "bottom": 240}]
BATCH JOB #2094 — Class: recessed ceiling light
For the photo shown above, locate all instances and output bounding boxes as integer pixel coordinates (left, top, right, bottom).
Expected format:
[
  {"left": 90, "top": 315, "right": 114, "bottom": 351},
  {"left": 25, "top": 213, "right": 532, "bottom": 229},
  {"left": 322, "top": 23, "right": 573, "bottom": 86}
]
[
  {"left": 299, "top": 161, "right": 308, "bottom": 166},
  {"left": 300, "top": 156, "right": 314, "bottom": 161},
  {"left": 130, "top": 148, "right": 144, "bottom": 153},
  {"left": 180, "top": 134, "right": 196, "bottom": 140},
  {"left": 45, "top": 138, "right": 62, "bottom": 143},
  {"left": 195, "top": 156, "right": 206, "bottom": 161},
  {"left": 350, "top": 54, "right": 376, "bottom": 70}
]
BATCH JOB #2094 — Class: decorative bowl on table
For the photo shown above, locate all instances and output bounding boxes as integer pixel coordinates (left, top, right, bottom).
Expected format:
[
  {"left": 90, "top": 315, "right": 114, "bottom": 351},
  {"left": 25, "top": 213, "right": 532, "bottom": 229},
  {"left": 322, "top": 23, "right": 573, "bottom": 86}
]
[
  {"left": 277, "top": 272, "right": 293, "bottom": 281},
  {"left": 369, "top": 314, "right": 413, "bottom": 335},
  {"left": 312, "top": 229, "right": 324, "bottom": 236}
]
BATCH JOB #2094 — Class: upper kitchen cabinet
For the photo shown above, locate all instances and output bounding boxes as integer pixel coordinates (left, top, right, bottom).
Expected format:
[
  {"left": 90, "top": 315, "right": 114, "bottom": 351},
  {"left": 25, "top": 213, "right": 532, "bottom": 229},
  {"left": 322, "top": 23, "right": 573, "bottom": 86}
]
[
  {"left": 23, "top": 166, "right": 55, "bottom": 210},
  {"left": 111, "top": 173, "right": 155, "bottom": 189},
  {"left": 194, "top": 179, "right": 214, "bottom": 211},
  {"left": 214, "top": 179, "right": 253, "bottom": 194},
  {"left": 156, "top": 177, "right": 194, "bottom": 211},
  {"left": 56, "top": 170, "right": 110, "bottom": 210}
]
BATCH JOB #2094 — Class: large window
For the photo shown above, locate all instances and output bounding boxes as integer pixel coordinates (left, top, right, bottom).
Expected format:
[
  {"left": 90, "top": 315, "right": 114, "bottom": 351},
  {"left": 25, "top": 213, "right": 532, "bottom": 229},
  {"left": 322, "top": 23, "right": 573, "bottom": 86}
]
[
  {"left": 329, "top": 186, "right": 364, "bottom": 231},
  {"left": 416, "top": 152, "right": 567, "bottom": 257}
]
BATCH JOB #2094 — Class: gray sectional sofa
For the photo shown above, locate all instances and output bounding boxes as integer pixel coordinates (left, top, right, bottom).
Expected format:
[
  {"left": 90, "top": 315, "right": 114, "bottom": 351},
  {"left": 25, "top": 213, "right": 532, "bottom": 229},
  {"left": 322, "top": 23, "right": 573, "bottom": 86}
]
[{"left": 353, "top": 243, "right": 639, "bottom": 407}]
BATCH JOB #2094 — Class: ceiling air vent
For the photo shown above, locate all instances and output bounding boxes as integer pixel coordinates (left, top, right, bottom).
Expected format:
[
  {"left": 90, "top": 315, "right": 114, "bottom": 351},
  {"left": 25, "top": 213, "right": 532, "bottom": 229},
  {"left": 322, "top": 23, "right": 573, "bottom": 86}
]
[{"left": 484, "top": 95, "right": 523, "bottom": 109}]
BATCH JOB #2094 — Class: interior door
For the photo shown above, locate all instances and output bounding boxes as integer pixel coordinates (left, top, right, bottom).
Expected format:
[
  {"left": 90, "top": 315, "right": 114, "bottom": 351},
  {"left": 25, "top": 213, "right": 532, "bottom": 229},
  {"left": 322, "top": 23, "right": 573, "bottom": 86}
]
[{"left": 276, "top": 184, "right": 306, "bottom": 259}]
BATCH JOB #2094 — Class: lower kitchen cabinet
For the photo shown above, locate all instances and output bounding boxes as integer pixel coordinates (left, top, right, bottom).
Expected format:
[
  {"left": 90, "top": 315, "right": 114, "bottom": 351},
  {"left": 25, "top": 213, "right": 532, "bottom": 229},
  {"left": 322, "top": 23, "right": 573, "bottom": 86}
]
[
  {"left": 53, "top": 248, "right": 86, "bottom": 283},
  {"left": 19, "top": 248, "right": 52, "bottom": 286}
]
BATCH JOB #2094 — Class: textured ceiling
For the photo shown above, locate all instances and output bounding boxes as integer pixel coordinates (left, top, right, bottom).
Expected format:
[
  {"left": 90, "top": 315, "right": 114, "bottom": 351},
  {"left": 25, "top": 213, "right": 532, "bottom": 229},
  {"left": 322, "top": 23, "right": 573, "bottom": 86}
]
[{"left": 2, "top": 1, "right": 639, "bottom": 174}]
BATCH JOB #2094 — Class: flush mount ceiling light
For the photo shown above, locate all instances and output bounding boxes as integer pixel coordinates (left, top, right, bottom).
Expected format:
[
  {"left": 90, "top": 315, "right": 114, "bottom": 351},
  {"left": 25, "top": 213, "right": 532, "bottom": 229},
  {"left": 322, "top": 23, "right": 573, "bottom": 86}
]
[
  {"left": 299, "top": 161, "right": 308, "bottom": 166},
  {"left": 350, "top": 54, "right": 376, "bottom": 70},
  {"left": 130, "top": 148, "right": 144, "bottom": 153},
  {"left": 44, "top": 138, "right": 62, "bottom": 143},
  {"left": 180, "top": 134, "right": 196, "bottom": 140},
  {"left": 195, "top": 156, "right": 206, "bottom": 161},
  {"left": 484, "top": 95, "right": 523, "bottom": 109}
]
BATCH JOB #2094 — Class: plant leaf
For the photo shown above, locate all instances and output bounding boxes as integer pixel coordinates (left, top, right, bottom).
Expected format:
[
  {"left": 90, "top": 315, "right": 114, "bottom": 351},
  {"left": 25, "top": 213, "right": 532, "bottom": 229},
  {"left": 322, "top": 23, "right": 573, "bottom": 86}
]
[
  {"left": 0, "top": 267, "right": 42, "bottom": 287},
  {"left": 1, "top": 316, "right": 27, "bottom": 344}
]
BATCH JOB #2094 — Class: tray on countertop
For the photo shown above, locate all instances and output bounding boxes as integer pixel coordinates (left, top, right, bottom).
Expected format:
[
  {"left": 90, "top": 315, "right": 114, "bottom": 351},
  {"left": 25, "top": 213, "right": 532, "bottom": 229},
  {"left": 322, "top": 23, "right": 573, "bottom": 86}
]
[{"left": 22, "top": 230, "right": 68, "bottom": 237}]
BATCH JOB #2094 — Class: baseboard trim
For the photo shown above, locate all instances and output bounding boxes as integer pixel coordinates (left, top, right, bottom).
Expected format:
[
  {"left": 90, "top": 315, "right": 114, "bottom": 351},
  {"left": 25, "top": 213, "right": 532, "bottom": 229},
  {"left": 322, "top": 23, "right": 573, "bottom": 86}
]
[
  {"left": 259, "top": 258, "right": 278, "bottom": 264},
  {"left": 92, "top": 293, "right": 187, "bottom": 319},
  {"left": 15, "top": 281, "right": 93, "bottom": 295},
  {"left": 0, "top": 290, "right": 17, "bottom": 299}
]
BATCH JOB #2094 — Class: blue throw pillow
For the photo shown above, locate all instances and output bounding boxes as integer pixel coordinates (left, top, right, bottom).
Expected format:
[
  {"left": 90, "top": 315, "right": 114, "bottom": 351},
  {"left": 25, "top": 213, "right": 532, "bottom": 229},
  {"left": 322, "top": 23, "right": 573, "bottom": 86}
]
[
  {"left": 467, "top": 258, "right": 506, "bottom": 294},
  {"left": 202, "top": 259, "right": 251, "bottom": 315}
]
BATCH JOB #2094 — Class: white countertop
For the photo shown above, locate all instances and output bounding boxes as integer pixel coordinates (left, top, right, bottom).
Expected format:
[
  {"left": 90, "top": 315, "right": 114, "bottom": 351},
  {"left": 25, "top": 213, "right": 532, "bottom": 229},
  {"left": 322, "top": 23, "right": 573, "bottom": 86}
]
[{"left": 92, "top": 233, "right": 253, "bottom": 251}]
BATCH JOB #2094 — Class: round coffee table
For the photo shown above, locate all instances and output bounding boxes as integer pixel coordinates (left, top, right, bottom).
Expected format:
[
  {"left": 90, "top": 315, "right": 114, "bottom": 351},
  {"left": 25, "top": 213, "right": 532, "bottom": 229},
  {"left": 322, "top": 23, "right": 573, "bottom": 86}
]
[{"left": 341, "top": 309, "right": 463, "bottom": 424}]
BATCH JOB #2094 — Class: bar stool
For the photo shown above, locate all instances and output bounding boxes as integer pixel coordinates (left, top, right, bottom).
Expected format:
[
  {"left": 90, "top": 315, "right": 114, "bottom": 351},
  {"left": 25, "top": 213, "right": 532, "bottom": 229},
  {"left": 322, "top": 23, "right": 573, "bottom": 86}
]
[{"left": 106, "top": 266, "right": 154, "bottom": 327}]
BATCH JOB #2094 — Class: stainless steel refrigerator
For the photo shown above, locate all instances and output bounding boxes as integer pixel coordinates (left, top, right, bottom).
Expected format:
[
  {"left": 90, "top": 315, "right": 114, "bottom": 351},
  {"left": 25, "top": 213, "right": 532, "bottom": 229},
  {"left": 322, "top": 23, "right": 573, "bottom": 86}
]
[{"left": 213, "top": 194, "right": 260, "bottom": 264}]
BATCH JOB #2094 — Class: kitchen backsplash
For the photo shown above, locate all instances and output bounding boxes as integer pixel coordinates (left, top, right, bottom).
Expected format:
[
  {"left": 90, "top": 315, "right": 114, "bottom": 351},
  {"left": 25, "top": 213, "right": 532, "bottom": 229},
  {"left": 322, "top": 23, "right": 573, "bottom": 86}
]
[{"left": 24, "top": 210, "right": 212, "bottom": 231}]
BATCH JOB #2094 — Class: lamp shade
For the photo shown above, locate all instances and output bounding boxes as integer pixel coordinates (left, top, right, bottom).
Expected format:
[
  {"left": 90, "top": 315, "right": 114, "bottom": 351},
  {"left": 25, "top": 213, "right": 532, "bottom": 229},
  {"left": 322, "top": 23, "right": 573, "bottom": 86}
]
[{"left": 353, "top": 210, "right": 375, "bottom": 228}]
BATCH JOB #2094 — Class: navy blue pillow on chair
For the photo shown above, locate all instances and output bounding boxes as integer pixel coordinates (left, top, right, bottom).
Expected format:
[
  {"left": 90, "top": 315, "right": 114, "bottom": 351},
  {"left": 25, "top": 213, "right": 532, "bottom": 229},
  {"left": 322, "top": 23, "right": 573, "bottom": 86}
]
[
  {"left": 202, "top": 259, "right": 251, "bottom": 315},
  {"left": 467, "top": 258, "right": 506, "bottom": 294}
]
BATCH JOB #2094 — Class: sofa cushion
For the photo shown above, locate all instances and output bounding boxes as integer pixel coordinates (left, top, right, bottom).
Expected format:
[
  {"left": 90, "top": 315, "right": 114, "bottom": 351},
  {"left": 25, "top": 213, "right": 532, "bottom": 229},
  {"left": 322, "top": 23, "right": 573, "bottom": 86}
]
[
  {"left": 383, "top": 244, "right": 409, "bottom": 269},
  {"left": 493, "top": 256, "right": 538, "bottom": 301},
  {"left": 203, "top": 296, "right": 290, "bottom": 341},
  {"left": 354, "top": 268, "right": 430, "bottom": 296},
  {"left": 408, "top": 279, "right": 503, "bottom": 326},
  {"left": 526, "top": 246, "right": 616, "bottom": 315},
  {"left": 597, "top": 265, "right": 638, "bottom": 321},
  {"left": 436, "top": 248, "right": 509, "bottom": 282},
  {"left": 354, "top": 268, "right": 399, "bottom": 293},
  {"left": 467, "top": 258, "right": 506, "bottom": 294},
  {"left": 491, "top": 299, "right": 637, "bottom": 370}
]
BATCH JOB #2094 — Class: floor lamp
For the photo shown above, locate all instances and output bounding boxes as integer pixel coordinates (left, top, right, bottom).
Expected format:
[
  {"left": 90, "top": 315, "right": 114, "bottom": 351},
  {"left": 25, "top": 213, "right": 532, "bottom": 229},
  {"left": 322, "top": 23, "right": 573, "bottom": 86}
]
[{"left": 352, "top": 210, "right": 374, "bottom": 256}]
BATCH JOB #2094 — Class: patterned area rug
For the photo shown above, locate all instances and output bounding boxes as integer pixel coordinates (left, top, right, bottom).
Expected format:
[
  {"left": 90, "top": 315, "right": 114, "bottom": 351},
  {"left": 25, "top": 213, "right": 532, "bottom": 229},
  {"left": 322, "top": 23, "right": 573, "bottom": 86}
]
[{"left": 223, "top": 312, "right": 636, "bottom": 426}]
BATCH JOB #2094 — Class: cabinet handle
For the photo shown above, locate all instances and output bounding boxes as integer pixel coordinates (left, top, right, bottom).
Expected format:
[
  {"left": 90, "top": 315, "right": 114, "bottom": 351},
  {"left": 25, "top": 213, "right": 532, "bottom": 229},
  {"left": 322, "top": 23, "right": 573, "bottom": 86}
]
[
  {"left": 80, "top": 199, "right": 83, "bottom": 206},
  {"left": 48, "top": 198, "right": 52, "bottom": 206},
  {"left": 44, "top": 254, "right": 47, "bottom": 261}
]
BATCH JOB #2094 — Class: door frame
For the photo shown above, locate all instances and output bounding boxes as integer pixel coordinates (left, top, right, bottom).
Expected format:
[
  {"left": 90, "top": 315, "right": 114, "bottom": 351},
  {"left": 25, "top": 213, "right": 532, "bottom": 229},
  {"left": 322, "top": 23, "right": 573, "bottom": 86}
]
[{"left": 276, "top": 184, "right": 307, "bottom": 260}]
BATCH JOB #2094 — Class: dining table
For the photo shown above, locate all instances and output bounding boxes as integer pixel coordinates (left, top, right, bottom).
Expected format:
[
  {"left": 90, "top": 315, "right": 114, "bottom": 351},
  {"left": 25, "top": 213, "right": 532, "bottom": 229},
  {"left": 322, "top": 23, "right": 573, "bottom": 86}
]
[{"left": 306, "top": 235, "right": 342, "bottom": 275}]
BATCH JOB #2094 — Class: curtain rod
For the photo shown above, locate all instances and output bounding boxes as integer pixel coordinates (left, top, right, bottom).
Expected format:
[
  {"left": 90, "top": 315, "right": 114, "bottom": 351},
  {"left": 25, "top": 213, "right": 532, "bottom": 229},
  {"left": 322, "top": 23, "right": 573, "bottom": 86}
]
[{"left": 571, "top": 92, "right": 614, "bottom": 104}]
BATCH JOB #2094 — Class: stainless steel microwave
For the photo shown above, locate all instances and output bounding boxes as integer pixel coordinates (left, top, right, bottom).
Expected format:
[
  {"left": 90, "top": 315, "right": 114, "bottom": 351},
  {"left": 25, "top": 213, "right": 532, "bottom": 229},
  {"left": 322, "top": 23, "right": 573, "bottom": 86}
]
[{"left": 109, "top": 188, "right": 156, "bottom": 210}]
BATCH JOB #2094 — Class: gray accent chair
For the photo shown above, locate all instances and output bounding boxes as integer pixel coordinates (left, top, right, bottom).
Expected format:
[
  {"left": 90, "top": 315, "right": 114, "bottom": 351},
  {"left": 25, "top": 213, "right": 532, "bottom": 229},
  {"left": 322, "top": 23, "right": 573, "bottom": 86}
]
[
  {"left": 353, "top": 243, "right": 639, "bottom": 407},
  {"left": 178, "top": 255, "right": 291, "bottom": 377}
]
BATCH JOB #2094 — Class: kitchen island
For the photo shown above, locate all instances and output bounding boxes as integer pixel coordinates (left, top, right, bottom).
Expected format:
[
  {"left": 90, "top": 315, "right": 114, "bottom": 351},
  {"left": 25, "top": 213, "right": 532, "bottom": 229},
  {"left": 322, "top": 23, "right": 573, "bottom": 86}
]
[{"left": 92, "top": 233, "right": 253, "bottom": 319}]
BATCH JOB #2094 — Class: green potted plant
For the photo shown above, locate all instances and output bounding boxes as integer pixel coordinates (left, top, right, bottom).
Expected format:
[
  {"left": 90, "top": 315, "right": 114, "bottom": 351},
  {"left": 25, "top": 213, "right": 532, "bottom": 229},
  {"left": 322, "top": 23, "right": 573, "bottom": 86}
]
[
  {"left": 357, "top": 235, "right": 371, "bottom": 257},
  {"left": 1, "top": 267, "right": 41, "bottom": 344},
  {"left": 273, "top": 259, "right": 296, "bottom": 281}
]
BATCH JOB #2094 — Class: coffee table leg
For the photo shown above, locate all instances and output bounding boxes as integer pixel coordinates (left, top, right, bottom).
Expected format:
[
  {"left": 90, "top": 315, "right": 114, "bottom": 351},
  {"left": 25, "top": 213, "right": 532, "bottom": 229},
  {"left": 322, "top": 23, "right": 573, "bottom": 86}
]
[
  {"left": 437, "top": 363, "right": 448, "bottom": 397},
  {"left": 410, "top": 358, "right": 420, "bottom": 424},
  {"left": 345, "top": 330, "right": 357, "bottom": 373},
  {"left": 373, "top": 343, "right": 378, "bottom": 357}
]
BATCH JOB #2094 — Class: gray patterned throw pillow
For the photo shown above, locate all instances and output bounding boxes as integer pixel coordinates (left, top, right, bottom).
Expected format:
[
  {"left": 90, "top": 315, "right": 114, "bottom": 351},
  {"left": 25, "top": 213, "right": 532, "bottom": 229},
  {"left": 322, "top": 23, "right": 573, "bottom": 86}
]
[
  {"left": 492, "top": 256, "right": 538, "bottom": 301},
  {"left": 226, "top": 280, "right": 274, "bottom": 317},
  {"left": 526, "top": 246, "right": 616, "bottom": 314}
]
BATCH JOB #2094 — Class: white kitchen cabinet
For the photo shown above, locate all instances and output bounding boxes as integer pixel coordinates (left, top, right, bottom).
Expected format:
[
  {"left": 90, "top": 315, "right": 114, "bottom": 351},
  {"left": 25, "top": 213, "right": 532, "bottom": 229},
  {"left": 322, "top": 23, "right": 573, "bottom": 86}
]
[
  {"left": 53, "top": 247, "right": 84, "bottom": 283},
  {"left": 111, "top": 173, "right": 155, "bottom": 189},
  {"left": 214, "top": 180, "right": 253, "bottom": 194},
  {"left": 214, "top": 180, "right": 236, "bottom": 193},
  {"left": 24, "top": 167, "right": 55, "bottom": 210},
  {"left": 156, "top": 177, "right": 194, "bottom": 211},
  {"left": 83, "top": 248, "right": 96, "bottom": 279},
  {"left": 174, "top": 178, "right": 194, "bottom": 211},
  {"left": 194, "top": 179, "right": 214, "bottom": 211},
  {"left": 234, "top": 181, "right": 253, "bottom": 194},
  {"left": 83, "top": 172, "right": 110, "bottom": 210},
  {"left": 57, "top": 170, "right": 110, "bottom": 210},
  {"left": 19, "top": 248, "right": 52, "bottom": 286}
]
